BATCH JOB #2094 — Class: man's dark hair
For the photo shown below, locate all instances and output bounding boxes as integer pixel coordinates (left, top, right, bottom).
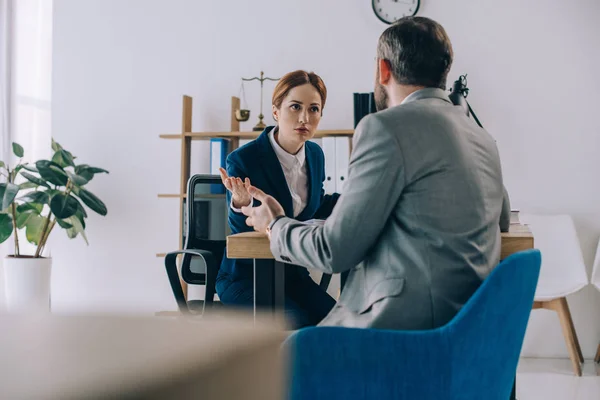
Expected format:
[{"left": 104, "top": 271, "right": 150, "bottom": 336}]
[{"left": 377, "top": 16, "right": 453, "bottom": 90}]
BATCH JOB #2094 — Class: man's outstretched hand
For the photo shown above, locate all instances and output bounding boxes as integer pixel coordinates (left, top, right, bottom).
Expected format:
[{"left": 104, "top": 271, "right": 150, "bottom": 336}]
[{"left": 241, "top": 185, "right": 285, "bottom": 234}]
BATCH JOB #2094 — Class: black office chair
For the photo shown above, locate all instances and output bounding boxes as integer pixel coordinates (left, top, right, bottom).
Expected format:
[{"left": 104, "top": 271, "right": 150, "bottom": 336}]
[
  {"left": 165, "top": 174, "right": 334, "bottom": 315},
  {"left": 164, "top": 174, "right": 227, "bottom": 315}
]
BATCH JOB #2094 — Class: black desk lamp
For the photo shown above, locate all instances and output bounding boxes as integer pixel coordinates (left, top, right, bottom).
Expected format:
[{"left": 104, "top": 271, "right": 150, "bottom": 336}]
[{"left": 448, "top": 74, "right": 484, "bottom": 129}]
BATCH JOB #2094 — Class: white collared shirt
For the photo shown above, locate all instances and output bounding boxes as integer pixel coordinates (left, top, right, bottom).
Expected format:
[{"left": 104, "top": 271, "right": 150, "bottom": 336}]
[{"left": 230, "top": 127, "right": 309, "bottom": 218}]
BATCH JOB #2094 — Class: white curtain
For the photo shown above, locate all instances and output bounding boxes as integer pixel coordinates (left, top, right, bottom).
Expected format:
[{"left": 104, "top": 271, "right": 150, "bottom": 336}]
[
  {"left": 7, "top": 0, "right": 53, "bottom": 161},
  {"left": 0, "top": 0, "right": 13, "bottom": 170},
  {"left": 0, "top": 0, "right": 53, "bottom": 264}
]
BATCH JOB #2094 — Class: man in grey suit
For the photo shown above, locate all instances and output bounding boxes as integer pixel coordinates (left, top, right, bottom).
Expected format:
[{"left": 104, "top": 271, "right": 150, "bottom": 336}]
[{"left": 241, "top": 16, "right": 511, "bottom": 330}]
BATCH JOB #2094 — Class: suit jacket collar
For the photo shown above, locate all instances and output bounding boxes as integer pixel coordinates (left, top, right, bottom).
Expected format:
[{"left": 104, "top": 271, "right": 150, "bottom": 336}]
[
  {"left": 268, "top": 126, "right": 306, "bottom": 171},
  {"left": 256, "top": 126, "right": 319, "bottom": 220},
  {"left": 296, "top": 143, "right": 318, "bottom": 221},
  {"left": 401, "top": 87, "right": 452, "bottom": 105}
]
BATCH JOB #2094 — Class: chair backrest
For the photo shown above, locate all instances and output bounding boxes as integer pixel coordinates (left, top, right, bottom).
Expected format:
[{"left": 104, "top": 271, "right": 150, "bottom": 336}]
[
  {"left": 181, "top": 174, "right": 228, "bottom": 284},
  {"left": 445, "top": 249, "right": 541, "bottom": 398},
  {"left": 519, "top": 213, "right": 587, "bottom": 300},
  {"left": 592, "top": 238, "right": 600, "bottom": 291},
  {"left": 283, "top": 250, "right": 541, "bottom": 400}
]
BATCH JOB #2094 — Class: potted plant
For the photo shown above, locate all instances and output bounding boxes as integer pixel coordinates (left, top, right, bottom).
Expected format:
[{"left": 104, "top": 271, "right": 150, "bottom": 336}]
[{"left": 0, "top": 139, "right": 108, "bottom": 312}]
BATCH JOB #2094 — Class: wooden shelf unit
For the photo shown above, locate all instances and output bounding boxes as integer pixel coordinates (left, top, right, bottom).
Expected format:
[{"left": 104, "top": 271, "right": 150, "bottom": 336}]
[{"left": 158, "top": 95, "right": 353, "bottom": 299}]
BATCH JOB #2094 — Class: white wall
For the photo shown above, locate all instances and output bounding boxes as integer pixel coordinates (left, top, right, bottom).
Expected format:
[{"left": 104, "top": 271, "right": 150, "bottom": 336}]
[{"left": 52, "top": 0, "right": 600, "bottom": 357}]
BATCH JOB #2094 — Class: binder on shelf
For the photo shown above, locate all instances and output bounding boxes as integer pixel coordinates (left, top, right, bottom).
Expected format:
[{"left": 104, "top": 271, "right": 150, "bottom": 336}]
[
  {"left": 322, "top": 137, "right": 336, "bottom": 194},
  {"left": 353, "top": 92, "right": 377, "bottom": 128},
  {"left": 334, "top": 137, "right": 350, "bottom": 193},
  {"left": 353, "top": 93, "right": 362, "bottom": 128},
  {"left": 368, "top": 92, "right": 377, "bottom": 113},
  {"left": 209, "top": 138, "right": 228, "bottom": 194}
]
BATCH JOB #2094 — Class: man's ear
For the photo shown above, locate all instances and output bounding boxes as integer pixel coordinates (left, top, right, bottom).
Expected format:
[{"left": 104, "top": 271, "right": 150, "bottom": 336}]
[{"left": 378, "top": 59, "right": 392, "bottom": 85}]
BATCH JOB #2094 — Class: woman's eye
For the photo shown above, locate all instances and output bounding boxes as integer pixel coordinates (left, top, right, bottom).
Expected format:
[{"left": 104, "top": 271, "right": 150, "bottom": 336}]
[
  {"left": 311, "top": 107, "right": 320, "bottom": 113},
  {"left": 290, "top": 104, "right": 300, "bottom": 110}
]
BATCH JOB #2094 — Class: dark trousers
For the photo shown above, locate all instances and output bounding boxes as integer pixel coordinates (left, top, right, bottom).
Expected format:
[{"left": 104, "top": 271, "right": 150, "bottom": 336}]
[{"left": 216, "top": 269, "right": 336, "bottom": 329}]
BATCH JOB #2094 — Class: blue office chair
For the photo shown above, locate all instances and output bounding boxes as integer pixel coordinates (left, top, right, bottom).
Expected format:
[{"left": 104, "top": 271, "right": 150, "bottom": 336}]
[{"left": 282, "top": 249, "right": 541, "bottom": 400}]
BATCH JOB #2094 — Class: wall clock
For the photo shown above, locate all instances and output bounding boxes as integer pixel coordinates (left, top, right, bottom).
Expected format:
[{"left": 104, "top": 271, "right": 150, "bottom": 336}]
[{"left": 372, "top": 0, "right": 420, "bottom": 24}]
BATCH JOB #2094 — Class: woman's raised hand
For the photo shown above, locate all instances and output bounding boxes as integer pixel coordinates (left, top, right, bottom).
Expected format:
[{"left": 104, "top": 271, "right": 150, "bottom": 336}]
[{"left": 219, "top": 167, "right": 252, "bottom": 208}]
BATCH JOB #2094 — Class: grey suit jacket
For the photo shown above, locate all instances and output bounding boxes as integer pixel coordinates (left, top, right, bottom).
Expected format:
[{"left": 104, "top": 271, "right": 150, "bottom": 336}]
[{"left": 270, "top": 88, "right": 510, "bottom": 330}]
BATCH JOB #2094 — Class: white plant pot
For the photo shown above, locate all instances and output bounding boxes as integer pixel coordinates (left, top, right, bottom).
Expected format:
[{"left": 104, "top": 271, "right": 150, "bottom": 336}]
[{"left": 4, "top": 257, "right": 52, "bottom": 313}]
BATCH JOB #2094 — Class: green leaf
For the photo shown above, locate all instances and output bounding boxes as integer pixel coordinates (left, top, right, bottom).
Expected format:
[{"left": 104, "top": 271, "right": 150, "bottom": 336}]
[
  {"left": 66, "top": 170, "right": 88, "bottom": 186},
  {"left": 22, "top": 164, "right": 38, "bottom": 173},
  {"left": 74, "top": 167, "right": 92, "bottom": 182},
  {"left": 50, "top": 193, "right": 78, "bottom": 219},
  {"left": 51, "top": 138, "right": 63, "bottom": 152},
  {"left": 72, "top": 196, "right": 88, "bottom": 218},
  {"left": 19, "top": 182, "right": 38, "bottom": 190},
  {"left": 21, "top": 172, "right": 51, "bottom": 189},
  {"left": 12, "top": 142, "right": 24, "bottom": 158},
  {"left": 0, "top": 213, "right": 13, "bottom": 244},
  {"left": 66, "top": 213, "right": 88, "bottom": 245},
  {"left": 17, "top": 202, "right": 43, "bottom": 214},
  {"left": 0, "top": 161, "right": 5, "bottom": 169},
  {"left": 16, "top": 209, "right": 36, "bottom": 229},
  {"left": 78, "top": 188, "right": 107, "bottom": 216},
  {"left": 25, "top": 214, "right": 46, "bottom": 245},
  {"left": 76, "top": 209, "right": 86, "bottom": 229},
  {"left": 85, "top": 166, "right": 108, "bottom": 174},
  {"left": 74, "top": 164, "right": 109, "bottom": 182},
  {"left": 51, "top": 149, "right": 75, "bottom": 168},
  {"left": 0, "top": 183, "right": 19, "bottom": 210},
  {"left": 36, "top": 160, "right": 68, "bottom": 186},
  {"left": 56, "top": 218, "right": 73, "bottom": 229},
  {"left": 46, "top": 189, "right": 61, "bottom": 197},
  {"left": 19, "top": 190, "right": 50, "bottom": 205}
]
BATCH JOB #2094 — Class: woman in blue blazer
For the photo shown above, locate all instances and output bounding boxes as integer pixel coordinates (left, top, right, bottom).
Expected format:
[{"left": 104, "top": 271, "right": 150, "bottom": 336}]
[{"left": 216, "top": 70, "right": 339, "bottom": 328}]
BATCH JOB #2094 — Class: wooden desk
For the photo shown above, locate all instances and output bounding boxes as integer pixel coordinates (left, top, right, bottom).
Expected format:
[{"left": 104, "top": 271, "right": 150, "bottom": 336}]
[
  {"left": 226, "top": 225, "right": 534, "bottom": 315},
  {"left": 227, "top": 224, "right": 534, "bottom": 260}
]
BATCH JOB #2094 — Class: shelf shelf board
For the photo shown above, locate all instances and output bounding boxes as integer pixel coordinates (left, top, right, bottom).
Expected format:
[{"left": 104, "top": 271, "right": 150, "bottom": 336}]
[{"left": 159, "top": 129, "right": 353, "bottom": 141}]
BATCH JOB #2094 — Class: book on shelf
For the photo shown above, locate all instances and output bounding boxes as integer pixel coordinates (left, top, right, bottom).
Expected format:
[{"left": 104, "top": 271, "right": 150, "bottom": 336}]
[{"left": 210, "top": 138, "right": 229, "bottom": 193}]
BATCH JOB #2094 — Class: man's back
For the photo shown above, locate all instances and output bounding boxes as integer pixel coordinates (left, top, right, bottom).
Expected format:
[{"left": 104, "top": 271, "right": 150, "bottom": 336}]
[
  {"left": 250, "top": 16, "right": 507, "bottom": 331},
  {"left": 316, "top": 88, "right": 506, "bottom": 330}
]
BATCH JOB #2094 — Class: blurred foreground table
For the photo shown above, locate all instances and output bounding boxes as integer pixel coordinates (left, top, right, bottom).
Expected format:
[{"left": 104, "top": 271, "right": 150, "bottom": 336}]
[{"left": 0, "top": 312, "right": 287, "bottom": 400}]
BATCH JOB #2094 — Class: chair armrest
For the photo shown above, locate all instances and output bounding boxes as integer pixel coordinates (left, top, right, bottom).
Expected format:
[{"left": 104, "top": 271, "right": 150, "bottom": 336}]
[
  {"left": 283, "top": 326, "right": 450, "bottom": 399},
  {"left": 164, "top": 250, "right": 218, "bottom": 315}
]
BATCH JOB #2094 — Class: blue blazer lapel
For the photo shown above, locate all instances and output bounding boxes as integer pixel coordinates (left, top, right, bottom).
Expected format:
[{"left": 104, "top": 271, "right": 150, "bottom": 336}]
[
  {"left": 296, "top": 143, "right": 320, "bottom": 221},
  {"left": 256, "top": 128, "right": 294, "bottom": 217}
]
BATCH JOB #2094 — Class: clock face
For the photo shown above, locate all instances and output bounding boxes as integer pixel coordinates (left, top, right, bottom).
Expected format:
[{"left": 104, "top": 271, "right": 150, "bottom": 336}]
[{"left": 372, "top": 0, "right": 420, "bottom": 24}]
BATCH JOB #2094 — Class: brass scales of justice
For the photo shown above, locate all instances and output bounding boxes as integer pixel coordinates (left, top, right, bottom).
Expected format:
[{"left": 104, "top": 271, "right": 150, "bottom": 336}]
[{"left": 235, "top": 71, "right": 280, "bottom": 131}]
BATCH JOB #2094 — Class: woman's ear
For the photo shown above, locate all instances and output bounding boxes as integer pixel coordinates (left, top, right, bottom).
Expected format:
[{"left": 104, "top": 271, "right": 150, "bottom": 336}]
[{"left": 272, "top": 104, "right": 279, "bottom": 122}]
